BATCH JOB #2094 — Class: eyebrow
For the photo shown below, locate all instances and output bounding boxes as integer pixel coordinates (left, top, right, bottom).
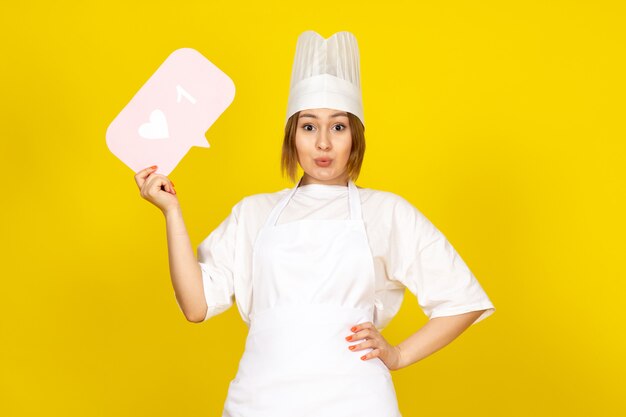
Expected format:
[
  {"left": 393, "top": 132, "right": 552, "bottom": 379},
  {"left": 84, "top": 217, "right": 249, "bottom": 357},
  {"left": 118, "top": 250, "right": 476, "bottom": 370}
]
[{"left": 299, "top": 112, "right": 348, "bottom": 119}]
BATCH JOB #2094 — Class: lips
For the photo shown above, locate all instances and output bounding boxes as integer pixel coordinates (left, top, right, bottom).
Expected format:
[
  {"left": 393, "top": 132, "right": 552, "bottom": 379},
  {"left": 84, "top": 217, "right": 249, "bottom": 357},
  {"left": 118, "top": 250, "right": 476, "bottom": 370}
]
[{"left": 314, "top": 157, "right": 332, "bottom": 167}]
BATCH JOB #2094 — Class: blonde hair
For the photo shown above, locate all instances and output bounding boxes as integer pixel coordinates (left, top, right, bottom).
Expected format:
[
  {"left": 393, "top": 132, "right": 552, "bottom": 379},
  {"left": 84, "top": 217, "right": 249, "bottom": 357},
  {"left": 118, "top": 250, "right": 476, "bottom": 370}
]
[{"left": 280, "top": 111, "right": 366, "bottom": 183}]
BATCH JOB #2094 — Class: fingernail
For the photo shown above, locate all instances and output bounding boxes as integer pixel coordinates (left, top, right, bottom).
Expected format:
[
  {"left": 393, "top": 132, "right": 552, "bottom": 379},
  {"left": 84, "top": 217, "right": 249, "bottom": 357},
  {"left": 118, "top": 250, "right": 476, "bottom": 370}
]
[
  {"left": 150, "top": 165, "right": 157, "bottom": 170},
  {"left": 351, "top": 326, "right": 357, "bottom": 332},
  {"left": 348, "top": 346, "right": 355, "bottom": 350},
  {"left": 361, "top": 355, "right": 367, "bottom": 360},
  {"left": 345, "top": 335, "right": 352, "bottom": 341}
]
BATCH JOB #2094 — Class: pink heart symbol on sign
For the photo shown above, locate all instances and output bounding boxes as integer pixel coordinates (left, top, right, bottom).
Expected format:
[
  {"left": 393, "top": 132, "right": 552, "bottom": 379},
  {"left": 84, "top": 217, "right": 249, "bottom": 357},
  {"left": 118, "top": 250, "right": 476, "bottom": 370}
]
[{"left": 106, "top": 48, "right": 235, "bottom": 175}]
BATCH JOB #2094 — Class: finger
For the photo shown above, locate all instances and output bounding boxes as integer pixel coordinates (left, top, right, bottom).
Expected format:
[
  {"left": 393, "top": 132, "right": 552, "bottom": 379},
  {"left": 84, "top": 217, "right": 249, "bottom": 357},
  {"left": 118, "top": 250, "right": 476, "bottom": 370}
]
[
  {"left": 347, "top": 328, "right": 374, "bottom": 342},
  {"left": 349, "top": 322, "right": 373, "bottom": 333},
  {"left": 157, "top": 180, "right": 172, "bottom": 195},
  {"left": 347, "top": 339, "right": 373, "bottom": 352},
  {"left": 147, "top": 174, "right": 175, "bottom": 195},
  {"left": 143, "top": 172, "right": 160, "bottom": 191},
  {"left": 353, "top": 322, "right": 377, "bottom": 340},
  {"left": 159, "top": 179, "right": 176, "bottom": 195},
  {"left": 135, "top": 165, "right": 158, "bottom": 189},
  {"left": 157, "top": 178, "right": 175, "bottom": 195},
  {"left": 143, "top": 173, "right": 168, "bottom": 196},
  {"left": 360, "top": 348, "right": 380, "bottom": 361},
  {"left": 136, "top": 165, "right": 158, "bottom": 180}
]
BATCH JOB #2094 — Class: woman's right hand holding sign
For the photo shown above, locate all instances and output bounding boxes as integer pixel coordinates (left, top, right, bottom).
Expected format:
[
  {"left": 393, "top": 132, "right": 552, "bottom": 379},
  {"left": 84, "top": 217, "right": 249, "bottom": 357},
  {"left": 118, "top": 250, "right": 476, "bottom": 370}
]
[{"left": 134, "top": 165, "right": 178, "bottom": 214}]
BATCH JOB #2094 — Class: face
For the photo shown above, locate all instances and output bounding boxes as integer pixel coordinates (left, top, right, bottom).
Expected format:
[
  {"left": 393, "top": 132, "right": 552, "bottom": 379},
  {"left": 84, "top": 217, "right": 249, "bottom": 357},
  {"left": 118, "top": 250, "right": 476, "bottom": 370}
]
[{"left": 295, "top": 108, "right": 352, "bottom": 186}]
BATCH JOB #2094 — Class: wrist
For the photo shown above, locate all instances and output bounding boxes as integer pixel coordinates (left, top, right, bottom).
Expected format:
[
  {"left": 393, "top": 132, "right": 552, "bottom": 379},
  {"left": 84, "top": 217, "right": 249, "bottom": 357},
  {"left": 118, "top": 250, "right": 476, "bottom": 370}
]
[
  {"left": 163, "top": 205, "right": 182, "bottom": 220},
  {"left": 392, "top": 344, "right": 406, "bottom": 371}
]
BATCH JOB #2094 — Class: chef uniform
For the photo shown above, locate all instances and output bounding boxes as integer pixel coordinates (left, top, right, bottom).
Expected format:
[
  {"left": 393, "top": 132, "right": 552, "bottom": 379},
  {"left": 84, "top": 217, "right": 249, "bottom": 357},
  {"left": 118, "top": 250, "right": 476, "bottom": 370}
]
[
  {"left": 222, "top": 30, "right": 402, "bottom": 416},
  {"left": 222, "top": 176, "right": 401, "bottom": 416},
  {"left": 185, "top": 30, "right": 497, "bottom": 416}
]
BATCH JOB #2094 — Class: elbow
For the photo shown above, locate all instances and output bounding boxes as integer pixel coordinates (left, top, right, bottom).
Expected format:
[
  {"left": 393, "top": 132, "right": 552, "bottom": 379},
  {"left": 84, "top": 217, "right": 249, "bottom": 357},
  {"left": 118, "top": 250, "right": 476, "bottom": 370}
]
[
  {"left": 186, "top": 312, "right": 206, "bottom": 324},
  {"left": 184, "top": 303, "right": 208, "bottom": 323},
  {"left": 190, "top": 301, "right": 232, "bottom": 323}
]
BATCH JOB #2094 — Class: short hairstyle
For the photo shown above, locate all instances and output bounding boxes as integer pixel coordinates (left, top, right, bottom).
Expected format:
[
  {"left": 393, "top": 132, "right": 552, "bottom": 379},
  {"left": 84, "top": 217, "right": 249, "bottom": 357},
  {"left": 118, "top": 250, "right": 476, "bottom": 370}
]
[{"left": 281, "top": 111, "right": 366, "bottom": 183}]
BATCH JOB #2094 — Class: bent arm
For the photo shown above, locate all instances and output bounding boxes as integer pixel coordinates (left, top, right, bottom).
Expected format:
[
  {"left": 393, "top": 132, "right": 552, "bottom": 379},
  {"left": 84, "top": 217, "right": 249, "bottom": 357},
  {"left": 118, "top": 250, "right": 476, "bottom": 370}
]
[
  {"left": 164, "top": 206, "right": 207, "bottom": 322},
  {"left": 395, "top": 309, "right": 487, "bottom": 370}
]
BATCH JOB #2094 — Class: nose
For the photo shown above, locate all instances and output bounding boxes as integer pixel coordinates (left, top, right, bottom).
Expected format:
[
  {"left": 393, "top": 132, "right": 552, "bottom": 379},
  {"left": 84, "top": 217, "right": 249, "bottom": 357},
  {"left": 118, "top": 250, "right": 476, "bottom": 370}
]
[{"left": 316, "top": 130, "right": 331, "bottom": 150}]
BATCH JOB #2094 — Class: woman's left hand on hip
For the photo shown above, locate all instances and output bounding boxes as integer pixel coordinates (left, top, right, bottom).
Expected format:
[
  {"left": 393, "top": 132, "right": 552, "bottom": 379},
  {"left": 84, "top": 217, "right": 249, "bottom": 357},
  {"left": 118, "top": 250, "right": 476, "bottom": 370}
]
[{"left": 345, "top": 321, "right": 403, "bottom": 371}]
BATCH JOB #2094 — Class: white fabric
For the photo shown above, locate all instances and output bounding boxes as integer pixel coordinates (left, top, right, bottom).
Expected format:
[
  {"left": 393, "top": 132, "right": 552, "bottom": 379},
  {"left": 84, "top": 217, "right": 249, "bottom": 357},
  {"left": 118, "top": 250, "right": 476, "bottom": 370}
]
[
  {"left": 285, "top": 31, "right": 364, "bottom": 126},
  {"left": 222, "top": 177, "right": 401, "bottom": 416},
  {"left": 194, "top": 182, "right": 496, "bottom": 330}
]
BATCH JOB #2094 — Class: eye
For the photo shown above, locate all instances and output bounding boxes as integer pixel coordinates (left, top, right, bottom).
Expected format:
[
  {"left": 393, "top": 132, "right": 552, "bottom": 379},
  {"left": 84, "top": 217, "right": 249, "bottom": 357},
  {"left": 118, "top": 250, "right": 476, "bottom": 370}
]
[
  {"left": 302, "top": 124, "right": 314, "bottom": 131},
  {"left": 333, "top": 124, "right": 346, "bottom": 131}
]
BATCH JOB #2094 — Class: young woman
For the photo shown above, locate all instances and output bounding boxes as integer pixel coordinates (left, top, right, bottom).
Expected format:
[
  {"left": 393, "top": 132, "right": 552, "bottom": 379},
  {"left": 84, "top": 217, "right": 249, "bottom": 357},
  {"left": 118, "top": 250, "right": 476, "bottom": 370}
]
[{"left": 135, "top": 31, "right": 495, "bottom": 416}]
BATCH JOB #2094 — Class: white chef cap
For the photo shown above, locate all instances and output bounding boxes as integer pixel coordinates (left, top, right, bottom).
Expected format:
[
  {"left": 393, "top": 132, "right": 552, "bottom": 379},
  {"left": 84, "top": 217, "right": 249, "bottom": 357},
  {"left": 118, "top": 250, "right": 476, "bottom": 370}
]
[{"left": 285, "top": 30, "right": 364, "bottom": 127}]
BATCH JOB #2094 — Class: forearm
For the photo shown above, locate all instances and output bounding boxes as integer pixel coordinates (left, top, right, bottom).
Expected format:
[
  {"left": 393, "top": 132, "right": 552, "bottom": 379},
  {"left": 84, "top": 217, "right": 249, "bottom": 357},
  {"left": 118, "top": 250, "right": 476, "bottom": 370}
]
[
  {"left": 164, "top": 206, "right": 206, "bottom": 322},
  {"left": 395, "top": 310, "right": 487, "bottom": 369}
]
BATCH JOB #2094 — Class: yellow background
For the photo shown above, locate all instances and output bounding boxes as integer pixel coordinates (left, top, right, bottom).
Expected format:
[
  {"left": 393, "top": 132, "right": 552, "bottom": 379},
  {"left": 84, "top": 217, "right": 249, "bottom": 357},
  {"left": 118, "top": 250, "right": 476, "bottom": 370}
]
[{"left": 1, "top": 1, "right": 624, "bottom": 415}]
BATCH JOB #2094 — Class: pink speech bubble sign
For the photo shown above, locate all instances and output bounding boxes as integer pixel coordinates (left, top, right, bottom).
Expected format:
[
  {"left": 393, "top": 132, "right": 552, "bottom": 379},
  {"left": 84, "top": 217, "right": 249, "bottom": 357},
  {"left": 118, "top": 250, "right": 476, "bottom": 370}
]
[{"left": 106, "top": 48, "right": 235, "bottom": 176}]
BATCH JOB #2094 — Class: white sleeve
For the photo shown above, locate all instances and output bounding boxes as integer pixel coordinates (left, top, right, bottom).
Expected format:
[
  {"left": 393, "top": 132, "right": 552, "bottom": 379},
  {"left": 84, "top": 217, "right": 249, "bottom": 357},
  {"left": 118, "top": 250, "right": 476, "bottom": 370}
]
[
  {"left": 195, "top": 201, "right": 242, "bottom": 322},
  {"left": 387, "top": 196, "right": 496, "bottom": 325}
]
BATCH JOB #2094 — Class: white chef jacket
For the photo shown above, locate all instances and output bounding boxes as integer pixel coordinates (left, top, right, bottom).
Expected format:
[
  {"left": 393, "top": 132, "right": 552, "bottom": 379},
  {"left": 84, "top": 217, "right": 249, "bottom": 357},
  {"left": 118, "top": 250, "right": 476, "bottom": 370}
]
[{"left": 191, "top": 183, "right": 495, "bottom": 330}]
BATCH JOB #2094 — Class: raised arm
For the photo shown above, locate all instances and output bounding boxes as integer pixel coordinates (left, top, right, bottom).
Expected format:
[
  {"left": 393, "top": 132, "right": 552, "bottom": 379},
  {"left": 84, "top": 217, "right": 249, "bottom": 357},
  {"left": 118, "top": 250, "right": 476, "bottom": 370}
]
[
  {"left": 164, "top": 206, "right": 207, "bottom": 322},
  {"left": 135, "top": 166, "right": 208, "bottom": 323}
]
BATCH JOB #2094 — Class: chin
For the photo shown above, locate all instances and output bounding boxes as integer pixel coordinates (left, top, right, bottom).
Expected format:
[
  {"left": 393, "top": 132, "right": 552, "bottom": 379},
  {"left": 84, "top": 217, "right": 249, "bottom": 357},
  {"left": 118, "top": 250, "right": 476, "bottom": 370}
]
[
  {"left": 313, "top": 169, "right": 338, "bottom": 179},
  {"left": 306, "top": 169, "right": 348, "bottom": 183}
]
